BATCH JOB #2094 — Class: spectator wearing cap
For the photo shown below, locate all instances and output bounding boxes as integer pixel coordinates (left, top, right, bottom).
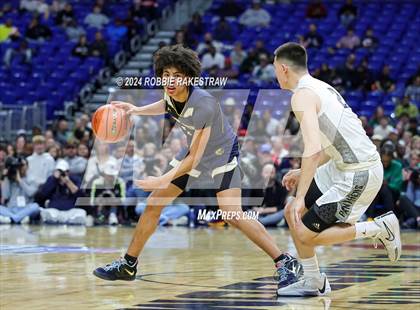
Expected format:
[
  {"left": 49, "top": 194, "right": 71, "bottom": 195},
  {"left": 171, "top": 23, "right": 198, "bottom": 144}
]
[
  {"left": 64, "top": 140, "right": 87, "bottom": 178},
  {"left": 373, "top": 116, "right": 394, "bottom": 140},
  {"left": 0, "top": 157, "right": 40, "bottom": 224},
  {"left": 395, "top": 96, "right": 418, "bottom": 119},
  {"left": 257, "top": 143, "right": 273, "bottom": 166},
  {"left": 38, "top": 160, "right": 85, "bottom": 225},
  {"left": 90, "top": 159, "right": 126, "bottom": 225},
  {"left": 239, "top": 0, "right": 271, "bottom": 28},
  {"left": 27, "top": 135, "right": 55, "bottom": 188},
  {"left": 371, "top": 135, "right": 383, "bottom": 151}
]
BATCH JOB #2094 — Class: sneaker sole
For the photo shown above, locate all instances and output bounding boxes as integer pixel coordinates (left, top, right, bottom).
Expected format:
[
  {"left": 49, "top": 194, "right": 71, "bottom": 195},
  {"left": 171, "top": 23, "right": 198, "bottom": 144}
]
[{"left": 92, "top": 270, "right": 136, "bottom": 281}]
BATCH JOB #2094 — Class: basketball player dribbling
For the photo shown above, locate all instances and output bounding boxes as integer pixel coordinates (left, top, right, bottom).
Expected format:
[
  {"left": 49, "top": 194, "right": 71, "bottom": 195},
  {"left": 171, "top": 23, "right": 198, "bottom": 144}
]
[
  {"left": 93, "top": 45, "right": 303, "bottom": 290},
  {"left": 273, "top": 42, "right": 401, "bottom": 296}
]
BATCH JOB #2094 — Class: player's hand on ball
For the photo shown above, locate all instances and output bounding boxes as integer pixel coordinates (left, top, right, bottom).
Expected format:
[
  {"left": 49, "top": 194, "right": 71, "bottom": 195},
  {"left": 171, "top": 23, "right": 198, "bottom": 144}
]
[
  {"left": 282, "top": 169, "right": 301, "bottom": 191},
  {"left": 111, "top": 101, "right": 138, "bottom": 115},
  {"left": 134, "top": 176, "right": 170, "bottom": 191}
]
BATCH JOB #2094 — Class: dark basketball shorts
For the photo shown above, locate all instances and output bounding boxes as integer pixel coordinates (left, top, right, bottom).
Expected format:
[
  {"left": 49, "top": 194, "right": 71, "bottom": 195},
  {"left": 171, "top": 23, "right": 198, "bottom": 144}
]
[{"left": 302, "top": 160, "right": 383, "bottom": 233}]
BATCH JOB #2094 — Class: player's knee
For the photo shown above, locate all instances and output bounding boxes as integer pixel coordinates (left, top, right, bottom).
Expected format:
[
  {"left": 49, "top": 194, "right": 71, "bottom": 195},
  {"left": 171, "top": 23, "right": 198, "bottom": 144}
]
[{"left": 284, "top": 203, "right": 293, "bottom": 223}]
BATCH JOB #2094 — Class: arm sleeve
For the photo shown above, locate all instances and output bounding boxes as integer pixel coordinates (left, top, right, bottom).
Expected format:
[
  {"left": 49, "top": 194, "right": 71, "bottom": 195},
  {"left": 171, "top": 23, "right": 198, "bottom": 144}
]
[{"left": 192, "top": 98, "right": 217, "bottom": 130}]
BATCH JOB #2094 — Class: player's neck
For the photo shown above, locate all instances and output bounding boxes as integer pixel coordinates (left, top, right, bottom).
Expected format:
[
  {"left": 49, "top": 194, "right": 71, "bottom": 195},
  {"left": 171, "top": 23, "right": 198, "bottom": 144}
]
[{"left": 289, "top": 70, "right": 309, "bottom": 90}]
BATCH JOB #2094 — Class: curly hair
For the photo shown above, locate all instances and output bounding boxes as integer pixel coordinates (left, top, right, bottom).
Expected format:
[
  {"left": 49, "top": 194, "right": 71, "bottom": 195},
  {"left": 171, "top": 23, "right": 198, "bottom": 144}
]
[{"left": 153, "top": 44, "right": 201, "bottom": 78}]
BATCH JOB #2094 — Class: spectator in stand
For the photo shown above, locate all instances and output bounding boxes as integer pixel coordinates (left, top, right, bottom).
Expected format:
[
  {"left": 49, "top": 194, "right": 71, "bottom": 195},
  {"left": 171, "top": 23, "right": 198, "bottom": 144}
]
[
  {"left": 262, "top": 110, "right": 280, "bottom": 137},
  {"left": 84, "top": 5, "right": 109, "bottom": 29},
  {"left": 55, "top": 3, "right": 74, "bottom": 25},
  {"left": 313, "top": 63, "right": 333, "bottom": 84},
  {"left": 55, "top": 118, "right": 72, "bottom": 145},
  {"left": 89, "top": 31, "right": 108, "bottom": 59},
  {"left": 196, "top": 32, "right": 223, "bottom": 55},
  {"left": 84, "top": 142, "right": 116, "bottom": 185},
  {"left": 0, "top": 157, "right": 39, "bottom": 224},
  {"left": 63, "top": 140, "right": 87, "bottom": 178},
  {"left": 202, "top": 45, "right": 225, "bottom": 70},
  {"left": 15, "top": 135, "right": 28, "bottom": 157},
  {"left": 65, "top": 19, "right": 86, "bottom": 42},
  {"left": 131, "top": 0, "right": 158, "bottom": 21},
  {"left": 216, "top": 0, "right": 244, "bottom": 18},
  {"left": 338, "top": 53, "right": 358, "bottom": 89},
  {"left": 214, "top": 58, "right": 239, "bottom": 79},
  {"left": 336, "top": 27, "right": 360, "bottom": 50},
  {"left": 230, "top": 41, "right": 247, "bottom": 68},
  {"left": 0, "top": 19, "right": 20, "bottom": 43},
  {"left": 20, "top": 0, "right": 49, "bottom": 20},
  {"left": 72, "top": 35, "right": 89, "bottom": 59},
  {"left": 214, "top": 17, "right": 233, "bottom": 42},
  {"left": 50, "top": 0, "right": 66, "bottom": 16},
  {"left": 3, "top": 40, "right": 32, "bottom": 68},
  {"left": 306, "top": 0, "right": 327, "bottom": 19},
  {"left": 117, "top": 140, "right": 141, "bottom": 188},
  {"left": 240, "top": 48, "right": 258, "bottom": 74},
  {"left": 27, "top": 135, "right": 55, "bottom": 188},
  {"left": 271, "top": 136, "right": 289, "bottom": 169},
  {"left": 25, "top": 17, "right": 52, "bottom": 42},
  {"left": 359, "top": 116, "right": 373, "bottom": 137},
  {"left": 171, "top": 30, "right": 188, "bottom": 47},
  {"left": 0, "top": 144, "right": 6, "bottom": 182},
  {"left": 78, "top": 143, "right": 90, "bottom": 160},
  {"left": 254, "top": 39, "right": 269, "bottom": 57},
  {"left": 399, "top": 154, "right": 420, "bottom": 228},
  {"left": 0, "top": 3, "right": 14, "bottom": 17},
  {"left": 251, "top": 54, "right": 276, "bottom": 83},
  {"left": 375, "top": 65, "right": 395, "bottom": 93},
  {"left": 299, "top": 23, "right": 323, "bottom": 49},
  {"left": 373, "top": 116, "right": 394, "bottom": 140},
  {"left": 239, "top": 0, "right": 271, "bottom": 28},
  {"left": 355, "top": 57, "right": 373, "bottom": 91},
  {"left": 106, "top": 18, "right": 128, "bottom": 42},
  {"left": 405, "top": 75, "right": 420, "bottom": 103},
  {"left": 361, "top": 27, "right": 378, "bottom": 51},
  {"left": 123, "top": 10, "right": 141, "bottom": 40},
  {"left": 253, "top": 163, "right": 288, "bottom": 227},
  {"left": 187, "top": 12, "right": 205, "bottom": 40},
  {"left": 338, "top": 0, "right": 357, "bottom": 27},
  {"left": 369, "top": 106, "right": 385, "bottom": 128},
  {"left": 395, "top": 96, "right": 419, "bottom": 119},
  {"left": 38, "top": 160, "right": 86, "bottom": 225},
  {"left": 366, "top": 144, "right": 401, "bottom": 218},
  {"left": 90, "top": 159, "right": 125, "bottom": 225},
  {"left": 73, "top": 114, "right": 92, "bottom": 142}
]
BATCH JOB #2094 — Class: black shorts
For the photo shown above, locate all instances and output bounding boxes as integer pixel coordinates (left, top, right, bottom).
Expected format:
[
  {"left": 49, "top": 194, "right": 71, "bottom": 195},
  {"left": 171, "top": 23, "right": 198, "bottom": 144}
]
[
  {"left": 171, "top": 165, "right": 242, "bottom": 194},
  {"left": 302, "top": 179, "right": 339, "bottom": 233}
]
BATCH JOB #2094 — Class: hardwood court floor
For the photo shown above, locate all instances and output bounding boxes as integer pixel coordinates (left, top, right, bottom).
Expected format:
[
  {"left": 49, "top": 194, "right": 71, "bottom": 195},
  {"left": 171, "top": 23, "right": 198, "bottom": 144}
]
[{"left": 0, "top": 224, "right": 419, "bottom": 310}]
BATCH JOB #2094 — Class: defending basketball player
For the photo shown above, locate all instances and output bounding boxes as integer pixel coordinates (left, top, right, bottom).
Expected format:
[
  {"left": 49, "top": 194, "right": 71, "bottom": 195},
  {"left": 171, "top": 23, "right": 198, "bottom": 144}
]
[
  {"left": 93, "top": 45, "right": 303, "bottom": 288},
  {"left": 273, "top": 43, "right": 402, "bottom": 296}
]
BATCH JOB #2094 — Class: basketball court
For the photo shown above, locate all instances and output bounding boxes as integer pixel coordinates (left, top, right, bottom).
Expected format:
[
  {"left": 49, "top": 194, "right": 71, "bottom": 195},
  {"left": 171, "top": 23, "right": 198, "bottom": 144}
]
[{"left": 1, "top": 225, "right": 419, "bottom": 309}]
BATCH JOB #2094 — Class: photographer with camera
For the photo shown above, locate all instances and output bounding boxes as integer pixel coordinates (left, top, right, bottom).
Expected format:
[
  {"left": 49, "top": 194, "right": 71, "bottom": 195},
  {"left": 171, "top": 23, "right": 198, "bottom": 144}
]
[
  {"left": 0, "top": 157, "right": 40, "bottom": 224},
  {"left": 90, "top": 159, "right": 126, "bottom": 225},
  {"left": 38, "top": 159, "right": 86, "bottom": 224}
]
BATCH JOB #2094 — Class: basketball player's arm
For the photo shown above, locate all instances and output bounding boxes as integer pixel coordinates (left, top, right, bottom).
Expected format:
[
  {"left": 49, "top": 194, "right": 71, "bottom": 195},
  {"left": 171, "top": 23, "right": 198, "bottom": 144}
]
[
  {"left": 291, "top": 89, "right": 322, "bottom": 218},
  {"left": 112, "top": 99, "right": 166, "bottom": 115}
]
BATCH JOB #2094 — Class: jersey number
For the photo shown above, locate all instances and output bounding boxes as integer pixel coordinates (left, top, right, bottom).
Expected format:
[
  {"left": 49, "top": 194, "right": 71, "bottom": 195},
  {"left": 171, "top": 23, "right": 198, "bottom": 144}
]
[{"left": 328, "top": 87, "right": 349, "bottom": 108}]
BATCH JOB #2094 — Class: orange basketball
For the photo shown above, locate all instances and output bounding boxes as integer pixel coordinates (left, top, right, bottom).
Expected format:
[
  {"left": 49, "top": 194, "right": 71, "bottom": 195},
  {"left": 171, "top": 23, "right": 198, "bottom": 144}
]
[{"left": 92, "top": 104, "right": 131, "bottom": 143}]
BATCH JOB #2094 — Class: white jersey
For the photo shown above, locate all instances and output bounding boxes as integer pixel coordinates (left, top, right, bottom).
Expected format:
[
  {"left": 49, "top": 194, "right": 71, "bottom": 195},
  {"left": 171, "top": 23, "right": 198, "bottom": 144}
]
[{"left": 294, "top": 74, "right": 380, "bottom": 171}]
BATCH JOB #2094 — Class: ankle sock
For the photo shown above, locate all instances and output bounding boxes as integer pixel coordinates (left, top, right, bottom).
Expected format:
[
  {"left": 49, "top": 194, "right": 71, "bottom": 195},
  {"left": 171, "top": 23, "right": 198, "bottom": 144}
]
[{"left": 124, "top": 253, "right": 138, "bottom": 266}]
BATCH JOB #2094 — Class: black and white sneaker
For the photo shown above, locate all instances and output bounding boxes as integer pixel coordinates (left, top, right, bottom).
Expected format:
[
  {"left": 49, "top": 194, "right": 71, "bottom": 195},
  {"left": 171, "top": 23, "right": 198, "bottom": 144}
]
[
  {"left": 93, "top": 257, "right": 137, "bottom": 281},
  {"left": 275, "top": 253, "right": 304, "bottom": 290},
  {"left": 373, "top": 211, "right": 402, "bottom": 262}
]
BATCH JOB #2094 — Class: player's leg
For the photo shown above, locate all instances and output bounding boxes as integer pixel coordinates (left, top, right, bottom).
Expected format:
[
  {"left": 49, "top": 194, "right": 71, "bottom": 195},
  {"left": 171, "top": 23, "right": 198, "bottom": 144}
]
[
  {"left": 93, "top": 174, "right": 188, "bottom": 281},
  {"left": 215, "top": 167, "right": 302, "bottom": 287}
]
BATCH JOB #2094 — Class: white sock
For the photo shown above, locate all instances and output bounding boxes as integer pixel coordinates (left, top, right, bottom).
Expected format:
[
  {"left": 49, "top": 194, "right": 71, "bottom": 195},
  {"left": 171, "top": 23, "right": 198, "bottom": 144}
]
[
  {"left": 355, "top": 221, "right": 381, "bottom": 239},
  {"left": 301, "top": 255, "right": 321, "bottom": 279}
]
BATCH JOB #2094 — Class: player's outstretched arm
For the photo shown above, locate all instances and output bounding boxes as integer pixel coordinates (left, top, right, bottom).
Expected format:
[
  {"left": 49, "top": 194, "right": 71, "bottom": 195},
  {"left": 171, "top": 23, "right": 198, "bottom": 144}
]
[{"left": 111, "top": 99, "right": 166, "bottom": 116}]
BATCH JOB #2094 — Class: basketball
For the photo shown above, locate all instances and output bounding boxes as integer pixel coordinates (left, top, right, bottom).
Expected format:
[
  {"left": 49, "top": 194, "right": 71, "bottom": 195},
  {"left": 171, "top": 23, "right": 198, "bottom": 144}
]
[{"left": 92, "top": 104, "right": 131, "bottom": 143}]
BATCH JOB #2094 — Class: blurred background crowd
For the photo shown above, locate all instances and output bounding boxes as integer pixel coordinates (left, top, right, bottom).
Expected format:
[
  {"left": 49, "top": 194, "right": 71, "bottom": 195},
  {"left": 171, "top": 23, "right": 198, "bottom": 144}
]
[{"left": 0, "top": 0, "right": 418, "bottom": 229}]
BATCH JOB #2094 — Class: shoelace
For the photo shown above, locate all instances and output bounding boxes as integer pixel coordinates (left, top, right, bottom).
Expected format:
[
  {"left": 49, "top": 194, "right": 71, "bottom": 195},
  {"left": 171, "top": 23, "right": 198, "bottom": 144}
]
[
  {"left": 273, "top": 265, "right": 291, "bottom": 283},
  {"left": 104, "top": 258, "right": 124, "bottom": 272}
]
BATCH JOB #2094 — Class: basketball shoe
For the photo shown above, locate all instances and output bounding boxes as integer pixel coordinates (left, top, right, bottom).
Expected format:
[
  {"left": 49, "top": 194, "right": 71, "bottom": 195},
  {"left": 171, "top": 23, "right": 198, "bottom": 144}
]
[
  {"left": 93, "top": 257, "right": 137, "bottom": 281},
  {"left": 277, "top": 272, "right": 331, "bottom": 296},
  {"left": 275, "top": 253, "right": 304, "bottom": 289},
  {"left": 373, "top": 211, "right": 401, "bottom": 262}
]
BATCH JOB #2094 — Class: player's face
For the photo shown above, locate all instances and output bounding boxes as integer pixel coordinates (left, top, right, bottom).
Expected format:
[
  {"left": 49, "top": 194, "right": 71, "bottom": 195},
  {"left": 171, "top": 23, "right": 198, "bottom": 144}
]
[
  {"left": 162, "top": 67, "right": 187, "bottom": 98},
  {"left": 274, "top": 60, "right": 288, "bottom": 89}
]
